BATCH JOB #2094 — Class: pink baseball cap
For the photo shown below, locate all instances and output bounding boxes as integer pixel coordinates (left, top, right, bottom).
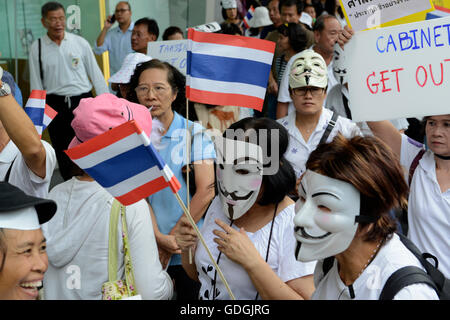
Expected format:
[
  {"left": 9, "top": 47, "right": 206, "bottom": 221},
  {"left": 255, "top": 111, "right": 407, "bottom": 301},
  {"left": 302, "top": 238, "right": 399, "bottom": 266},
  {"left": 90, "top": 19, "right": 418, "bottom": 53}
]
[{"left": 68, "top": 93, "right": 152, "bottom": 149}]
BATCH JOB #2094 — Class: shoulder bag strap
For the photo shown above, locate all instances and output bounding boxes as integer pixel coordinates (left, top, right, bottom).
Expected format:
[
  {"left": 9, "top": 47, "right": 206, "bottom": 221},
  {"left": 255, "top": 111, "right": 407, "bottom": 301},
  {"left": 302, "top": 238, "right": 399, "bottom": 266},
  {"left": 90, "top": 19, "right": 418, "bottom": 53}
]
[
  {"left": 107, "top": 200, "right": 121, "bottom": 282},
  {"left": 408, "top": 149, "right": 426, "bottom": 186},
  {"left": 38, "top": 38, "right": 44, "bottom": 87},
  {"left": 319, "top": 111, "right": 339, "bottom": 145},
  {"left": 342, "top": 95, "right": 352, "bottom": 120},
  {"left": 119, "top": 203, "right": 138, "bottom": 296},
  {"left": 379, "top": 266, "right": 437, "bottom": 300}
]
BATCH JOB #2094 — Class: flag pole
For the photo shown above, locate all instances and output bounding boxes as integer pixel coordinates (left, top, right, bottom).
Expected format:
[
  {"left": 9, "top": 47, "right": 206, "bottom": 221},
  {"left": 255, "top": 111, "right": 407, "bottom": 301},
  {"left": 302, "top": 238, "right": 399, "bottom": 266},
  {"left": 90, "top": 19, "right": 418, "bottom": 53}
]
[
  {"left": 186, "top": 97, "right": 193, "bottom": 265},
  {"left": 173, "top": 191, "right": 235, "bottom": 300}
]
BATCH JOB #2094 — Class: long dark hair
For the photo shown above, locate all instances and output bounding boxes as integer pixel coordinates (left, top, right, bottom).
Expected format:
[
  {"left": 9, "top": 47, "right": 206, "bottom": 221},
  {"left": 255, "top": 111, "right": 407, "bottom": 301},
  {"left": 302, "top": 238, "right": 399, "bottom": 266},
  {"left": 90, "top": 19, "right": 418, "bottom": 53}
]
[{"left": 127, "top": 59, "right": 186, "bottom": 114}]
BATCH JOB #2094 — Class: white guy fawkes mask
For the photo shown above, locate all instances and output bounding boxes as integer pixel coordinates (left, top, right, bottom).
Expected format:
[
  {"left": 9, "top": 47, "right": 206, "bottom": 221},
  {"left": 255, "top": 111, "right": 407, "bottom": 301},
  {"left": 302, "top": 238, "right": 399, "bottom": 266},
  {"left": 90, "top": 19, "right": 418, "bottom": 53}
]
[
  {"left": 333, "top": 43, "right": 348, "bottom": 85},
  {"left": 289, "top": 49, "right": 328, "bottom": 89},
  {"left": 213, "top": 135, "right": 264, "bottom": 221},
  {"left": 293, "top": 170, "right": 362, "bottom": 262}
]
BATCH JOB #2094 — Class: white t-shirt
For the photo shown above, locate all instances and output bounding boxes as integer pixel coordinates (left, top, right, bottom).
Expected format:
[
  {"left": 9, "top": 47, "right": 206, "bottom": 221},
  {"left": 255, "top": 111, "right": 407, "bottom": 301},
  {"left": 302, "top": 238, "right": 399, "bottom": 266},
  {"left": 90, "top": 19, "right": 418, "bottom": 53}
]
[
  {"left": 278, "top": 107, "right": 361, "bottom": 179},
  {"left": 195, "top": 196, "right": 316, "bottom": 300},
  {"left": 0, "top": 140, "right": 56, "bottom": 198},
  {"left": 400, "top": 134, "right": 450, "bottom": 278},
  {"left": 312, "top": 234, "right": 439, "bottom": 300},
  {"left": 42, "top": 177, "right": 173, "bottom": 300}
]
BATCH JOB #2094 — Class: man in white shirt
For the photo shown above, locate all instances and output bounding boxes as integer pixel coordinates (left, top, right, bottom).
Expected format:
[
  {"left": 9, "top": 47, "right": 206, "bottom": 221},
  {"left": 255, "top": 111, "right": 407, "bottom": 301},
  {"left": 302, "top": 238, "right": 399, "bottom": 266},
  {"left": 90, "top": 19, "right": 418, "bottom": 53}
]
[
  {"left": 94, "top": 1, "right": 134, "bottom": 76},
  {"left": 28, "top": 1, "right": 108, "bottom": 181},
  {"left": 276, "top": 14, "right": 341, "bottom": 118},
  {"left": 0, "top": 67, "right": 56, "bottom": 198}
]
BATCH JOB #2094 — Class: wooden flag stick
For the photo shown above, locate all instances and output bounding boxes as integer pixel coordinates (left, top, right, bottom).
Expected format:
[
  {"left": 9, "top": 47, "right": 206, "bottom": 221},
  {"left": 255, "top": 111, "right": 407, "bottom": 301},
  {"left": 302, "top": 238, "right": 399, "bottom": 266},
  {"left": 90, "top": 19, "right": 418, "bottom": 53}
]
[
  {"left": 173, "top": 191, "right": 236, "bottom": 300},
  {"left": 185, "top": 97, "right": 193, "bottom": 265}
]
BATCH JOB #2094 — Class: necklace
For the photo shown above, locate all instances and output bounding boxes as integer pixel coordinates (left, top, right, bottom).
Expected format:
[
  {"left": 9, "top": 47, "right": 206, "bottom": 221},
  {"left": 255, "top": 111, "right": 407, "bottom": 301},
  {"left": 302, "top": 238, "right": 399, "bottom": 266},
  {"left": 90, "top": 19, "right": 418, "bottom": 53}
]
[{"left": 355, "top": 237, "right": 384, "bottom": 279}]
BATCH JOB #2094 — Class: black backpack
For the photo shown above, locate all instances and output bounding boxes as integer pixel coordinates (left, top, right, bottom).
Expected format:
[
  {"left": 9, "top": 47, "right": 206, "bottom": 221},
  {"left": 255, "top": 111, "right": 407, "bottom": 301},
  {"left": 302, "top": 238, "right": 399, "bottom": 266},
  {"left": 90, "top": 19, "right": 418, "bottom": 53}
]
[{"left": 322, "top": 233, "right": 450, "bottom": 300}]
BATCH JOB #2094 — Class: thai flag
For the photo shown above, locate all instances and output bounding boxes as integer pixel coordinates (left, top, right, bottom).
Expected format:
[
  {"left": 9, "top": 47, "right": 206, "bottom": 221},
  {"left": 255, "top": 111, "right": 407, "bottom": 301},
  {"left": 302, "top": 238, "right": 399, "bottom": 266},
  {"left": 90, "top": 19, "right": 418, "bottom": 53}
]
[
  {"left": 243, "top": 6, "right": 255, "bottom": 29},
  {"left": 65, "top": 120, "right": 181, "bottom": 206},
  {"left": 186, "top": 28, "right": 275, "bottom": 111},
  {"left": 426, "top": 6, "right": 450, "bottom": 19},
  {"left": 24, "top": 90, "right": 58, "bottom": 137}
]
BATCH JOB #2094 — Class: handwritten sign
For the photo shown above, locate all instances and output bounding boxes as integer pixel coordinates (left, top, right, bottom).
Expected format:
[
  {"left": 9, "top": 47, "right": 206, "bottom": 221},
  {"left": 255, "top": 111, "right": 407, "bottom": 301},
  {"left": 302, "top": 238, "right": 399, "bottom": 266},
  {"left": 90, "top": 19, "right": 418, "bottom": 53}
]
[
  {"left": 346, "top": 15, "right": 450, "bottom": 121},
  {"left": 339, "top": 0, "right": 434, "bottom": 31},
  {"left": 147, "top": 40, "right": 188, "bottom": 75}
]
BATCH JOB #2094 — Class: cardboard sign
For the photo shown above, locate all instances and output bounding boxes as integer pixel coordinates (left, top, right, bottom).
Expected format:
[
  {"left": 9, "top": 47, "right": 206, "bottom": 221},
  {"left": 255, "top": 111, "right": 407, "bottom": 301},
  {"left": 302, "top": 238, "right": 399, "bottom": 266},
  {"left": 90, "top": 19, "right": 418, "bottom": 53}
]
[
  {"left": 339, "top": 0, "right": 435, "bottom": 31},
  {"left": 147, "top": 40, "right": 188, "bottom": 75},
  {"left": 346, "top": 15, "right": 450, "bottom": 121}
]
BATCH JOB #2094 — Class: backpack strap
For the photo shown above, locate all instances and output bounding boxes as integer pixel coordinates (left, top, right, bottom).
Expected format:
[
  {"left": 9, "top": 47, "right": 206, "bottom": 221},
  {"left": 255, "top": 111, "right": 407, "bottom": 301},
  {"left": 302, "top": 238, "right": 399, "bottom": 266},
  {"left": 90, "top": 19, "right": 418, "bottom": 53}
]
[
  {"left": 342, "top": 95, "right": 352, "bottom": 120},
  {"left": 38, "top": 38, "right": 44, "bottom": 87},
  {"left": 322, "top": 256, "right": 335, "bottom": 276},
  {"left": 3, "top": 156, "right": 17, "bottom": 183},
  {"left": 379, "top": 266, "right": 437, "bottom": 300},
  {"left": 408, "top": 149, "right": 426, "bottom": 186},
  {"left": 319, "top": 112, "right": 339, "bottom": 145}
]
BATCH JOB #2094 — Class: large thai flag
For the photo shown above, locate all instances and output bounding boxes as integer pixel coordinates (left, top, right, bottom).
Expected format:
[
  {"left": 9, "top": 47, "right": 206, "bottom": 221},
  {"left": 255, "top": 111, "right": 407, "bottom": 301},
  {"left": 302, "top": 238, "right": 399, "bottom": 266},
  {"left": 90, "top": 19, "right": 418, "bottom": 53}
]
[
  {"left": 186, "top": 28, "right": 275, "bottom": 111},
  {"left": 24, "top": 90, "right": 57, "bottom": 137},
  {"left": 243, "top": 6, "right": 255, "bottom": 29},
  {"left": 65, "top": 120, "right": 181, "bottom": 206}
]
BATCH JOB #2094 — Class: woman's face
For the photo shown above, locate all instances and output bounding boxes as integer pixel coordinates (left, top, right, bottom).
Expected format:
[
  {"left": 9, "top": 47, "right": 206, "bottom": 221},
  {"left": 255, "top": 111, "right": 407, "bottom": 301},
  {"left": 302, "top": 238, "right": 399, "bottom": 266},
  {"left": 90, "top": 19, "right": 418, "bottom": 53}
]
[
  {"left": 226, "top": 8, "right": 238, "bottom": 20},
  {"left": 426, "top": 114, "right": 450, "bottom": 157},
  {"left": 0, "top": 229, "right": 48, "bottom": 300},
  {"left": 135, "top": 68, "right": 177, "bottom": 120},
  {"left": 277, "top": 34, "right": 291, "bottom": 52}
]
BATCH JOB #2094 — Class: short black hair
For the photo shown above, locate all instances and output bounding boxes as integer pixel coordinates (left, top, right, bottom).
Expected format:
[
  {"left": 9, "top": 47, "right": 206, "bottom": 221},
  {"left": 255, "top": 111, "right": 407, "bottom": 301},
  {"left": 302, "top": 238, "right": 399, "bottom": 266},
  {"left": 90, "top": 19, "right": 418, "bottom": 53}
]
[
  {"left": 135, "top": 17, "right": 160, "bottom": 39},
  {"left": 225, "top": 118, "right": 296, "bottom": 206},
  {"left": 278, "top": 22, "right": 308, "bottom": 52},
  {"left": 162, "top": 26, "right": 184, "bottom": 40},
  {"left": 219, "top": 22, "right": 243, "bottom": 35},
  {"left": 117, "top": 1, "right": 131, "bottom": 11},
  {"left": 41, "top": 1, "right": 64, "bottom": 18},
  {"left": 279, "top": 0, "right": 304, "bottom": 15}
]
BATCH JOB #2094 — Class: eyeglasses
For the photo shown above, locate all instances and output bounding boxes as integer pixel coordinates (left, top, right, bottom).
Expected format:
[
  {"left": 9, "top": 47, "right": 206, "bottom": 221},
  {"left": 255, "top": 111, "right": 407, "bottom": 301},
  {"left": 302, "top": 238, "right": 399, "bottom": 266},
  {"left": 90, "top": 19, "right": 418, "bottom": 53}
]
[
  {"left": 115, "top": 9, "right": 130, "bottom": 14},
  {"left": 47, "top": 16, "right": 66, "bottom": 24},
  {"left": 292, "top": 87, "right": 324, "bottom": 97},
  {"left": 135, "top": 84, "right": 169, "bottom": 97}
]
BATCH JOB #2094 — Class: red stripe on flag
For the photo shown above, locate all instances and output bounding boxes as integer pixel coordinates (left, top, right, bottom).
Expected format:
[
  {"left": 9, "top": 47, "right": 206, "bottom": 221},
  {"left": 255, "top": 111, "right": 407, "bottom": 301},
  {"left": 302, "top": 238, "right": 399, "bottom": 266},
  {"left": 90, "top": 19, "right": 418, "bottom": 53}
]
[
  {"left": 29, "top": 90, "right": 46, "bottom": 100},
  {"left": 186, "top": 86, "right": 263, "bottom": 111},
  {"left": 65, "top": 120, "right": 143, "bottom": 160},
  {"left": 115, "top": 176, "right": 169, "bottom": 206},
  {"left": 44, "top": 104, "right": 58, "bottom": 119},
  {"left": 168, "top": 176, "right": 181, "bottom": 194},
  {"left": 188, "top": 28, "right": 275, "bottom": 53},
  {"left": 435, "top": 6, "right": 450, "bottom": 13}
]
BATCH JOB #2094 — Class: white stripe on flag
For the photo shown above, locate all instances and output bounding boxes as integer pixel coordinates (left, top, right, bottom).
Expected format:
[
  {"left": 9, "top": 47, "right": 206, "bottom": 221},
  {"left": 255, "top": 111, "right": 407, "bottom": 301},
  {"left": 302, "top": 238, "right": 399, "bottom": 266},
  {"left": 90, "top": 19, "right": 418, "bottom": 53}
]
[
  {"left": 35, "top": 125, "right": 43, "bottom": 136},
  {"left": 161, "top": 164, "right": 174, "bottom": 182},
  {"left": 190, "top": 41, "right": 274, "bottom": 65},
  {"left": 186, "top": 76, "right": 267, "bottom": 99},
  {"left": 105, "top": 165, "right": 164, "bottom": 197},
  {"left": 72, "top": 132, "right": 144, "bottom": 169},
  {"left": 25, "top": 98, "right": 46, "bottom": 109},
  {"left": 43, "top": 114, "right": 52, "bottom": 127}
]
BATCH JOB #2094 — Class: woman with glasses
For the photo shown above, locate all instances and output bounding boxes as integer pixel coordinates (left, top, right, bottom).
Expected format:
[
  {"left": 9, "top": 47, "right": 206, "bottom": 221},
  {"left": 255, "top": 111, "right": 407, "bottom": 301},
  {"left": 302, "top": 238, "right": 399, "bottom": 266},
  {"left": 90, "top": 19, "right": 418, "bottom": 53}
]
[
  {"left": 127, "top": 59, "right": 216, "bottom": 300},
  {"left": 277, "top": 50, "right": 360, "bottom": 193}
]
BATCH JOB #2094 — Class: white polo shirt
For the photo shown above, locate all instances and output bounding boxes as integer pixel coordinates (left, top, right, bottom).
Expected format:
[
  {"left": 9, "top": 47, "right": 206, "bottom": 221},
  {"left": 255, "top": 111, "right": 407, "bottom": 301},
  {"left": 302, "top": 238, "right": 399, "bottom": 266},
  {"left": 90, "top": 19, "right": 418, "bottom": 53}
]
[
  {"left": 278, "top": 107, "right": 361, "bottom": 179},
  {"left": 29, "top": 32, "right": 108, "bottom": 96},
  {"left": 400, "top": 134, "right": 450, "bottom": 278},
  {"left": 0, "top": 140, "right": 56, "bottom": 198}
]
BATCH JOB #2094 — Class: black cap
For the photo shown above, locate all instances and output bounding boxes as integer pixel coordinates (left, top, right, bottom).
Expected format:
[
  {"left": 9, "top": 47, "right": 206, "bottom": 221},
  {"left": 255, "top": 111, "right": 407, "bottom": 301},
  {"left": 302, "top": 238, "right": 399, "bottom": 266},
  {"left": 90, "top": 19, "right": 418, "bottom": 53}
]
[{"left": 0, "top": 182, "right": 57, "bottom": 225}]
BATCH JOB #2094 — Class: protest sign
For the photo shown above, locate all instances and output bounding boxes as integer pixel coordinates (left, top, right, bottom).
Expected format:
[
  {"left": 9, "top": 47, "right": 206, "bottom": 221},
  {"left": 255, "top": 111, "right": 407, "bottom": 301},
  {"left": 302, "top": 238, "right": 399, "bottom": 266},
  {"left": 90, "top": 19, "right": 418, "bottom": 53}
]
[
  {"left": 346, "top": 15, "right": 450, "bottom": 121},
  {"left": 339, "top": 0, "right": 434, "bottom": 31},
  {"left": 147, "top": 40, "right": 188, "bottom": 75}
]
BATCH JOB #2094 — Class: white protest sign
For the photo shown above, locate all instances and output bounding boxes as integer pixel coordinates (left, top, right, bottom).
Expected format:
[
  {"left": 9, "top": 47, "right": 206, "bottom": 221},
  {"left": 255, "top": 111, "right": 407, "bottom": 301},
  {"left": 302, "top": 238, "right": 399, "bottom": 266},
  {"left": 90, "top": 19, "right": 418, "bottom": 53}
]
[
  {"left": 147, "top": 40, "right": 188, "bottom": 75},
  {"left": 340, "top": 0, "right": 434, "bottom": 31},
  {"left": 346, "top": 15, "right": 450, "bottom": 122}
]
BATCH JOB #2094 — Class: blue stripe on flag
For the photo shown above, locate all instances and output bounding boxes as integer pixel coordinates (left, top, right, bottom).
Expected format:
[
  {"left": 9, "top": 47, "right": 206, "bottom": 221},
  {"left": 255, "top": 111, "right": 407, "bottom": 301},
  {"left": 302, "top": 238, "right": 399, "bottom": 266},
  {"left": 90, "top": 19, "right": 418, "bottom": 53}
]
[
  {"left": 187, "top": 52, "right": 271, "bottom": 88},
  {"left": 84, "top": 145, "right": 162, "bottom": 188},
  {"left": 25, "top": 107, "right": 45, "bottom": 126}
]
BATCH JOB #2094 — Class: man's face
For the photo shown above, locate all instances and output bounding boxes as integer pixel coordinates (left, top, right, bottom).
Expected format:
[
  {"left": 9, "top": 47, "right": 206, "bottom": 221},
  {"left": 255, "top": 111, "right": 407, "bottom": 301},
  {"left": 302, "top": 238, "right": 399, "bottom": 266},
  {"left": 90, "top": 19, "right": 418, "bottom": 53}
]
[
  {"left": 280, "top": 5, "right": 300, "bottom": 24},
  {"left": 131, "top": 24, "right": 156, "bottom": 54},
  {"left": 41, "top": 8, "right": 66, "bottom": 39},
  {"left": 114, "top": 2, "right": 132, "bottom": 25},
  {"left": 268, "top": 0, "right": 281, "bottom": 26},
  {"left": 315, "top": 18, "right": 342, "bottom": 55}
]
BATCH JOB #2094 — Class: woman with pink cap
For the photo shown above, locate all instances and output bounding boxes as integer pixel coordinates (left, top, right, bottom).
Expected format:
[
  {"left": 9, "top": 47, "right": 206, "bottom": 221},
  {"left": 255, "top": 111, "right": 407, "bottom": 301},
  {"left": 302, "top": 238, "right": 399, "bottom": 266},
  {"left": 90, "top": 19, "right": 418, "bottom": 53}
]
[{"left": 41, "top": 93, "right": 174, "bottom": 300}]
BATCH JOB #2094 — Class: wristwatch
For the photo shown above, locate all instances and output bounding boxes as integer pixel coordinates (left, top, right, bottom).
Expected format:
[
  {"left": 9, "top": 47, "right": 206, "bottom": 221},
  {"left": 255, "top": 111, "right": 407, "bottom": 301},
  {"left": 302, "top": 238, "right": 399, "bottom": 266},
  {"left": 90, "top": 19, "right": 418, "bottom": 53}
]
[{"left": 0, "top": 66, "right": 11, "bottom": 97}]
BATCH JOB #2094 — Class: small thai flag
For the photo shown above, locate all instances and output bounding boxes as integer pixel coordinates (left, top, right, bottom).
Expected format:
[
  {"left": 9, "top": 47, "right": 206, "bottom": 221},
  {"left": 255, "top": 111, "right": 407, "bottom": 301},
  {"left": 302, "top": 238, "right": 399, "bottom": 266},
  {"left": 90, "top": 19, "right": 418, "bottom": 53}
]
[
  {"left": 24, "top": 90, "right": 57, "bottom": 137},
  {"left": 243, "top": 6, "right": 255, "bottom": 29},
  {"left": 65, "top": 120, "right": 181, "bottom": 206},
  {"left": 186, "top": 28, "right": 275, "bottom": 111}
]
